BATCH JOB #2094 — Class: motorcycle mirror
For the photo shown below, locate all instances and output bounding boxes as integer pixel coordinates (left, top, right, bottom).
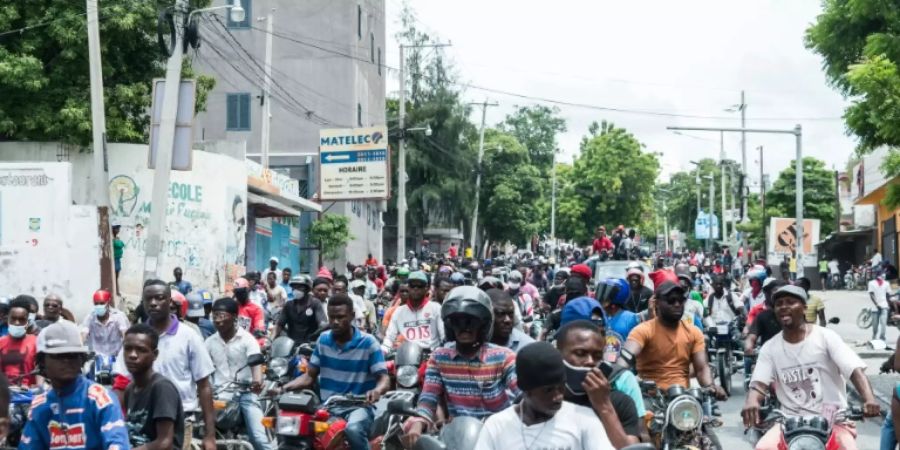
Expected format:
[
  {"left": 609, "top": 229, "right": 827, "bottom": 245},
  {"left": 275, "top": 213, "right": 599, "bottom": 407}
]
[
  {"left": 412, "top": 436, "right": 446, "bottom": 450},
  {"left": 828, "top": 317, "right": 840, "bottom": 324},
  {"left": 247, "top": 353, "right": 265, "bottom": 367}
]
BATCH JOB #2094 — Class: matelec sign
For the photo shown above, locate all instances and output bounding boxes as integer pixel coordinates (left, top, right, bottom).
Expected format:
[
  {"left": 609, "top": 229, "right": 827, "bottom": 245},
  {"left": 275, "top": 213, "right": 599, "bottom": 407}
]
[{"left": 319, "top": 126, "right": 390, "bottom": 201}]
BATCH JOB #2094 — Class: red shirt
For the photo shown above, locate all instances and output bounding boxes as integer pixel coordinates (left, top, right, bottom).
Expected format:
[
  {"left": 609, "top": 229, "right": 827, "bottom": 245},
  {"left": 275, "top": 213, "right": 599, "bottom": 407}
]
[
  {"left": 0, "top": 335, "right": 37, "bottom": 386},
  {"left": 237, "top": 301, "right": 265, "bottom": 336},
  {"left": 593, "top": 237, "right": 613, "bottom": 253},
  {"left": 747, "top": 302, "right": 767, "bottom": 327},
  {"left": 365, "top": 257, "right": 379, "bottom": 267},
  {"left": 448, "top": 246, "right": 458, "bottom": 258}
]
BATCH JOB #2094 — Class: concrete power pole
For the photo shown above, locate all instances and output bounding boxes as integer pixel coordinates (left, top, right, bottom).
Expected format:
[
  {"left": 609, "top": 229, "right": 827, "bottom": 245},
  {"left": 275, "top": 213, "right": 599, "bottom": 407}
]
[
  {"left": 397, "top": 45, "right": 407, "bottom": 261},
  {"left": 469, "top": 100, "right": 498, "bottom": 255},
  {"left": 551, "top": 148, "right": 558, "bottom": 249},
  {"left": 260, "top": 9, "right": 275, "bottom": 169},
  {"left": 86, "top": 0, "right": 109, "bottom": 207},
  {"left": 709, "top": 176, "right": 714, "bottom": 252},
  {"left": 143, "top": 0, "right": 188, "bottom": 280},
  {"left": 720, "top": 132, "right": 727, "bottom": 247},
  {"left": 740, "top": 91, "right": 748, "bottom": 222},
  {"left": 794, "top": 124, "right": 804, "bottom": 276},
  {"left": 759, "top": 146, "right": 767, "bottom": 258}
]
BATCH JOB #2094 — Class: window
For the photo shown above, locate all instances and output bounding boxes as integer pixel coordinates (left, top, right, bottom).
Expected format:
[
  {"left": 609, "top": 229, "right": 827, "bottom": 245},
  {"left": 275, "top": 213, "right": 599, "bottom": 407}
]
[
  {"left": 357, "top": 5, "right": 362, "bottom": 39},
  {"left": 226, "top": 93, "right": 251, "bottom": 131},
  {"left": 370, "top": 33, "right": 375, "bottom": 62},
  {"left": 357, "top": 103, "right": 363, "bottom": 127},
  {"left": 377, "top": 47, "right": 382, "bottom": 76},
  {"left": 227, "top": 0, "right": 251, "bottom": 28}
]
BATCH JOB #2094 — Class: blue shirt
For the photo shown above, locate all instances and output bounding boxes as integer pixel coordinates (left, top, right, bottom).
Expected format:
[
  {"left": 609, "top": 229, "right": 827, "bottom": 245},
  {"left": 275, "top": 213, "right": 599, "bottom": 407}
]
[
  {"left": 612, "top": 369, "right": 647, "bottom": 418},
  {"left": 281, "top": 281, "right": 294, "bottom": 300},
  {"left": 310, "top": 327, "right": 387, "bottom": 400},
  {"left": 498, "top": 328, "right": 535, "bottom": 354},
  {"left": 174, "top": 280, "right": 192, "bottom": 295},
  {"left": 605, "top": 309, "right": 642, "bottom": 361},
  {"left": 20, "top": 376, "right": 130, "bottom": 450}
]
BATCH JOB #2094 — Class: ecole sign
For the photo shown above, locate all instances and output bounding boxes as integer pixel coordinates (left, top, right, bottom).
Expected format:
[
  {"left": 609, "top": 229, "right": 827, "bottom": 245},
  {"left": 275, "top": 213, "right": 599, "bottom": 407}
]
[{"left": 318, "top": 126, "right": 390, "bottom": 201}]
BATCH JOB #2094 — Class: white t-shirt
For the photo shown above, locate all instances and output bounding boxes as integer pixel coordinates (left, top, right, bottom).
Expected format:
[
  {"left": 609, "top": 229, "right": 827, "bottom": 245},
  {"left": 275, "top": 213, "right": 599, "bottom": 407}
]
[
  {"left": 868, "top": 279, "right": 890, "bottom": 308},
  {"left": 751, "top": 325, "right": 866, "bottom": 418},
  {"left": 349, "top": 293, "right": 368, "bottom": 328},
  {"left": 872, "top": 253, "right": 883, "bottom": 267},
  {"left": 707, "top": 292, "right": 741, "bottom": 325},
  {"left": 205, "top": 327, "right": 261, "bottom": 386},
  {"left": 741, "top": 288, "right": 766, "bottom": 310},
  {"left": 381, "top": 301, "right": 444, "bottom": 351},
  {"left": 828, "top": 260, "right": 840, "bottom": 275},
  {"left": 474, "top": 402, "right": 615, "bottom": 450}
]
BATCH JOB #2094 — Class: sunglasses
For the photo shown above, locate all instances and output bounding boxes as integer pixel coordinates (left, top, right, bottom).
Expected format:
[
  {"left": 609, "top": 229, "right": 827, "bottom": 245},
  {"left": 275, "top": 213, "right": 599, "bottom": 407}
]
[{"left": 408, "top": 283, "right": 428, "bottom": 289}]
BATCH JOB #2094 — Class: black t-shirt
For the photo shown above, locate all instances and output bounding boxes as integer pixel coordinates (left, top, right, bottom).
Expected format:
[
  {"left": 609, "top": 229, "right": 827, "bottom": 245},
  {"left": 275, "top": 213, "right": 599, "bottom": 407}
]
[
  {"left": 625, "top": 286, "right": 653, "bottom": 313},
  {"left": 278, "top": 296, "right": 325, "bottom": 344},
  {"left": 564, "top": 390, "right": 641, "bottom": 438},
  {"left": 125, "top": 372, "right": 184, "bottom": 449},
  {"left": 750, "top": 309, "right": 782, "bottom": 346}
]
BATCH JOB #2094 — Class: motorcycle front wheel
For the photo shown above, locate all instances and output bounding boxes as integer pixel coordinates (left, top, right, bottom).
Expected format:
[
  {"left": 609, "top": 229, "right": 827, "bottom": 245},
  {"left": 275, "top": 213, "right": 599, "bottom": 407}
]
[
  {"left": 857, "top": 309, "right": 874, "bottom": 329},
  {"left": 718, "top": 354, "right": 732, "bottom": 396}
]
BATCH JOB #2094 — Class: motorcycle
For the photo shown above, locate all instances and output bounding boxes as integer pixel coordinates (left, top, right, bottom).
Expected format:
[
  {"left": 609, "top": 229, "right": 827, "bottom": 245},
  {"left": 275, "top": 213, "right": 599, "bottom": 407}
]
[
  {"left": 524, "top": 313, "right": 545, "bottom": 340},
  {"left": 390, "top": 340, "right": 430, "bottom": 394},
  {"left": 641, "top": 382, "right": 722, "bottom": 450},
  {"left": 381, "top": 397, "right": 483, "bottom": 450},
  {"left": 273, "top": 391, "right": 383, "bottom": 450},
  {"left": 706, "top": 318, "right": 743, "bottom": 396},
  {"left": 750, "top": 404, "right": 863, "bottom": 450},
  {"left": 90, "top": 354, "right": 115, "bottom": 386},
  {"left": 856, "top": 296, "right": 900, "bottom": 329},
  {"left": 198, "top": 353, "right": 266, "bottom": 450}
]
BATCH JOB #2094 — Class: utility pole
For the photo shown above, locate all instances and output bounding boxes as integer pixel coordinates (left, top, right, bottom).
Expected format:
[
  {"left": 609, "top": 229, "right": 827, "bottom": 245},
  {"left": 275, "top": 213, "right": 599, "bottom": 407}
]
[
  {"left": 397, "top": 44, "right": 407, "bottom": 262},
  {"left": 794, "top": 124, "right": 804, "bottom": 276},
  {"left": 259, "top": 9, "right": 275, "bottom": 169},
  {"left": 551, "top": 148, "right": 558, "bottom": 250},
  {"left": 730, "top": 165, "right": 737, "bottom": 241},
  {"left": 759, "top": 146, "right": 767, "bottom": 258},
  {"left": 143, "top": 0, "right": 188, "bottom": 280},
  {"left": 708, "top": 176, "right": 714, "bottom": 252},
  {"left": 663, "top": 199, "right": 670, "bottom": 252},
  {"left": 740, "top": 91, "right": 748, "bottom": 222},
  {"left": 469, "top": 99, "right": 498, "bottom": 255},
  {"left": 86, "top": 0, "right": 108, "bottom": 207},
  {"left": 720, "top": 131, "right": 727, "bottom": 248}
]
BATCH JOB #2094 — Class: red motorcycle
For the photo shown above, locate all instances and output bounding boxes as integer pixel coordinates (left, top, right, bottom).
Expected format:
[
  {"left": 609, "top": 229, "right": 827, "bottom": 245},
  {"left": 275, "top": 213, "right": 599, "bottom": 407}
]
[{"left": 270, "top": 390, "right": 383, "bottom": 450}]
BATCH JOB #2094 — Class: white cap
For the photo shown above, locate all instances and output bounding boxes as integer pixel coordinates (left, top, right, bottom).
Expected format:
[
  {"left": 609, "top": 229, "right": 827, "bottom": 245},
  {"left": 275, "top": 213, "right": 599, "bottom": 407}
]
[{"left": 270, "top": 256, "right": 279, "bottom": 263}]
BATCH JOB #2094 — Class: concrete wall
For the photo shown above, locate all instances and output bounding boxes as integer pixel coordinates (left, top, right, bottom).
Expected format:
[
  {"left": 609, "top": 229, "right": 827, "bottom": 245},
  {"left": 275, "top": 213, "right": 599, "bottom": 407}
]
[
  {"left": 0, "top": 162, "right": 102, "bottom": 320},
  {"left": 0, "top": 142, "right": 249, "bottom": 303},
  {"left": 194, "top": 0, "right": 386, "bottom": 270}
]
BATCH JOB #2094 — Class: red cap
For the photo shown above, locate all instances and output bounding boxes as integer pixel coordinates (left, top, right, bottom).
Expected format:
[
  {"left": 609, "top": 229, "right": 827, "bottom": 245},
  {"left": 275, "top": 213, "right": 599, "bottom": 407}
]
[
  {"left": 317, "top": 267, "right": 333, "bottom": 281},
  {"left": 649, "top": 270, "right": 683, "bottom": 297},
  {"left": 92, "top": 290, "right": 112, "bottom": 304},
  {"left": 571, "top": 264, "right": 592, "bottom": 280}
]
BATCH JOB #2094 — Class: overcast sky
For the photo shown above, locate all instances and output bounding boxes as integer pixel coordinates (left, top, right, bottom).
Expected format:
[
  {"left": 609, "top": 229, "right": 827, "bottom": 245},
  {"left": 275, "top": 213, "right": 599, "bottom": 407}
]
[{"left": 385, "top": 0, "right": 854, "bottom": 187}]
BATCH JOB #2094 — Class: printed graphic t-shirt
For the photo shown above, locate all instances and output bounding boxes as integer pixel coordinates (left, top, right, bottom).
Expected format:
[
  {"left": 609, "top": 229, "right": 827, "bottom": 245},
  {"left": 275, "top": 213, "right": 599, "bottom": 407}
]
[
  {"left": 125, "top": 372, "right": 184, "bottom": 449},
  {"left": 751, "top": 325, "right": 865, "bottom": 418}
]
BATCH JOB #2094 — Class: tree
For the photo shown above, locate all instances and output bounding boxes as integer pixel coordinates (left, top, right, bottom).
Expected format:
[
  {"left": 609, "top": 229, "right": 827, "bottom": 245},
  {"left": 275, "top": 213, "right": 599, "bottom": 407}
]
[
  {"left": 806, "top": 1, "right": 900, "bottom": 207},
  {"left": 477, "top": 130, "right": 543, "bottom": 246},
  {"left": 0, "top": 0, "right": 215, "bottom": 146},
  {"left": 309, "top": 214, "right": 353, "bottom": 266},
  {"left": 762, "top": 157, "right": 838, "bottom": 237},
  {"left": 556, "top": 121, "right": 660, "bottom": 244},
  {"left": 498, "top": 105, "right": 567, "bottom": 175}
]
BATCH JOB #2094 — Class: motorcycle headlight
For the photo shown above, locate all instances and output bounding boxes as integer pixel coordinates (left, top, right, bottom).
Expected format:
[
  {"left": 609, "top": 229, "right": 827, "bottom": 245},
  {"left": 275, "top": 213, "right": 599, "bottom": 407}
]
[
  {"left": 397, "top": 365, "right": 419, "bottom": 388},
  {"left": 276, "top": 416, "right": 301, "bottom": 436},
  {"left": 268, "top": 358, "right": 288, "bottom": 378},
  {"left": 667, "top": 397, "right": 702, "bottom": 431},
  {"left": 788, "top": 435, "right": 825, "bottom": 450}
]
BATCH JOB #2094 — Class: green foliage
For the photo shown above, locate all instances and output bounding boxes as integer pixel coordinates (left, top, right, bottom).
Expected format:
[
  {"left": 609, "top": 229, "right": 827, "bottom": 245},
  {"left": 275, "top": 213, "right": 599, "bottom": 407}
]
[
  {"left": 309, "top": 214, "right": 353, "bottom": 263},
  {"left": 498, "top": 105, "right": 567, "bottom": 175},
  {"left": 556, "top": 121, "right": 660, "bottom": 244},
  {"left": 806, "top": 0, "right": 900, "bottom": 208},
  {"left": 478, "top": 130, "right": 543, "bottom": 246},
  {"left": 0, "top": 0, "right": 214, "bottom": 146},
  {"left": 762, "top": 157, "right": 838, "bottom": 237}
]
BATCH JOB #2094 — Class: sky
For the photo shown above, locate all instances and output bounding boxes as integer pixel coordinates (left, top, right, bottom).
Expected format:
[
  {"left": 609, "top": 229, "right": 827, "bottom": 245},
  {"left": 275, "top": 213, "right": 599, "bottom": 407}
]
[{"left": 384, "top": 0, "right": 854, "bottom": 188}]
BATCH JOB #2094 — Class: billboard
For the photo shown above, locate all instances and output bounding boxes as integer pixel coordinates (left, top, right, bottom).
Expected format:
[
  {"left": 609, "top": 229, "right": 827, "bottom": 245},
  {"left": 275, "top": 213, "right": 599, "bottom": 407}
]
[
  {"left": 318, "top": 126, "right": 390, "bottom": 201},
  {"left": 694, "top": 211, "right": 719, "bottom": 240},
  {"left": 767, "top": 217, "right": 821, "bottom": 266}
]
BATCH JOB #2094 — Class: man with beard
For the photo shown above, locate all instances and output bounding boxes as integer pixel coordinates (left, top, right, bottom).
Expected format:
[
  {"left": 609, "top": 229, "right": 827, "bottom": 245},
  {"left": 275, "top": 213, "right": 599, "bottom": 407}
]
[
  {"left": 619, "top": 270, "right": 726, "bottom": 399},
  {"left": 625, "top": 267, "right": 653, "bottom": 313},
  {"left": 233, "top": 277, "right": 266, "bottom": 341},
  {"left": 382, "top": 271, "right": 443, "bottom": 351}
]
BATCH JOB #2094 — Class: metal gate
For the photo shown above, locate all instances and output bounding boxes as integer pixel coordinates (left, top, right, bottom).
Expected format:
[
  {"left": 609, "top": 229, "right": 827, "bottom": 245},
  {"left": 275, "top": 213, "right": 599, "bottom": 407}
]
[{"left": 882, "top": 215, "right": 897, "bottom": 268}]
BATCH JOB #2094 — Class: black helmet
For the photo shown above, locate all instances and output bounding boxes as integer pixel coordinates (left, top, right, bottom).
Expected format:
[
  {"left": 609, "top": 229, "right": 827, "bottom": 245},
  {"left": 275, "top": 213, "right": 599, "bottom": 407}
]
[
  {"left": 289, "top": 274, "right": 313, "bottom": 291},
  {"left": 441, "top": 286, "right": 493, "bottom": 343},
  {"left": 459, "top": 269, "right": 473, "bottom": 284},
  {"left": 476, "top": 276, "right": 503, "bottom": 291}
]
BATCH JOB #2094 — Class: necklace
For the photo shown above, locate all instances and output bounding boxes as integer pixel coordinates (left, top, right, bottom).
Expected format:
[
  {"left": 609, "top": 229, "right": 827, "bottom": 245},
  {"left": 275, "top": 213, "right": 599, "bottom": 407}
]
[{"left": 518, "top": 402, "right": 552, "bottom": 449}]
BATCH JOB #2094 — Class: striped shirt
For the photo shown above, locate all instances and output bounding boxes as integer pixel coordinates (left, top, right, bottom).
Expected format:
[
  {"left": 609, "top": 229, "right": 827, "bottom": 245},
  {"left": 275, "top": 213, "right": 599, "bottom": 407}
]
[
  {"left": 309, "top": 327, "right": 387, "bottom": 400},
  {"left": 416, "top": 343, "right": 519, "bottom": 422}
]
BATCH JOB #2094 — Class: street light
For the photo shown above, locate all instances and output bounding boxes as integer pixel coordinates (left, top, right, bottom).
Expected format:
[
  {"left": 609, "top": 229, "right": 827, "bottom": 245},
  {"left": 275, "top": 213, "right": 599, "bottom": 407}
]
[
  {"left": 188, "top": 0, "right": 245, "bottom": 23},
  {"left": 702, "top": 175, "right": 715, "bottom": 252}
]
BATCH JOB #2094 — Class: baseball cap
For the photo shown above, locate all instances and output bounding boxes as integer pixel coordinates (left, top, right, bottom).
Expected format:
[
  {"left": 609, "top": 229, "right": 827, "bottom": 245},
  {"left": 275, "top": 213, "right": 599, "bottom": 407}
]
[
  {"left": 397, "top": 267, "right": 410, "bottom": 277},
  {"left": 186, "top": 293, "right": 205, "bottom": 318},
  {"left": 761, "top": 277, "right": 778, "bottom": 291},
  {"left": 649, "top": 270, "right": 683, "bottom": 297},
  {"left": 350, "top": 279, "right": 366, "bottom": 290},
  {"left": 570, "top": 264, "right": 592, "bottom": 280},
  {"left": 772, "top": 284, "right": 808, "bottom": 303},
  {"left": 408, "top": 271, "right": 428, "bottom": 283},
  {"left": 560, "top": 297, "right": 607, "bottom": 328},
  {"left": 198, "top": 289, "right": 214, "bottom": 305},
  {"left": 37, "top": 321, "right": 88, "bottom": 354}
]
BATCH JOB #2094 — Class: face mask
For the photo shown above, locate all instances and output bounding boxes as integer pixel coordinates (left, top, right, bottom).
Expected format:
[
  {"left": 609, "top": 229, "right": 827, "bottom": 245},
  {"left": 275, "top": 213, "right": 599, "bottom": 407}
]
[
  {"left": 94, "top": 305, "right": 108, "bottom": 317},
  {"left": 8, "top": 324, "right": 26, "bottom": 339},
  {"left": 563, "top": 360, "right": 591, "bottom": 396},
  {"left": 508, "top": 282, "right": 521, "bottom": 290},
  {"left": 293, "top": 289, "right": 304, "bottom": 299},
  {"left": 27, "top": 313, "right": 36, "bottom": 326},
  {"left": 234, "top": 288, "right": 249, "bottom": 302}
]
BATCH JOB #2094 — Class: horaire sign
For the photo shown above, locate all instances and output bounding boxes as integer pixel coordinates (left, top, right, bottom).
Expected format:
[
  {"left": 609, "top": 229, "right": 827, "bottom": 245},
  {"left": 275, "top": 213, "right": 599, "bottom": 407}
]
[{"left": 318, "top": 126, "right": 390, "bottom": 201}]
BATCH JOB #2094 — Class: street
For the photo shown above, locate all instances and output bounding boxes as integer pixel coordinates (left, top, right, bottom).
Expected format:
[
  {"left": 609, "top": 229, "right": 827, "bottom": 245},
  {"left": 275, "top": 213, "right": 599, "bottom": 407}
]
[{"left": 715, "top": 288, "right": 896, "bottom": 449}]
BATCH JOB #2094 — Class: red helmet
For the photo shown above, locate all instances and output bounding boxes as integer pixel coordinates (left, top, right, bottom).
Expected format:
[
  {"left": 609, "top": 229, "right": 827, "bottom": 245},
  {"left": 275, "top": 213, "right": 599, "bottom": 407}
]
[
  {"left": 171, "top": 290, "right": 188, "bottom": 318},
  {"left": 93, "top": 289, "right": 112, "bottom": 304},
  {"left": 234, "top": 277, "right": 250, "bottom": 289}
]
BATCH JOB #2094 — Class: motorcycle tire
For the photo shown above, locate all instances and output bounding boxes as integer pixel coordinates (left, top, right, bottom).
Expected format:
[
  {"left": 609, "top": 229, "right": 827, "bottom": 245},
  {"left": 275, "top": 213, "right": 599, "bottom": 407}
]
[
  {"left": 857, "top": 309, "right": 874, "bottom": 329},
  {"left": 718, "top": 355, "right": 732, "bottom": 396},
  {"left": 703, "top": 427, "right": 723, "bottom": 450}
]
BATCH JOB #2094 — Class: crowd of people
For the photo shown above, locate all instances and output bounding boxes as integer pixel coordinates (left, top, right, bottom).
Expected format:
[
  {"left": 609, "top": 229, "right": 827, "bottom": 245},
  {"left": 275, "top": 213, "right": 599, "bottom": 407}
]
[{"left": 0, "top": 236, "right": 887, "bottom": 450}]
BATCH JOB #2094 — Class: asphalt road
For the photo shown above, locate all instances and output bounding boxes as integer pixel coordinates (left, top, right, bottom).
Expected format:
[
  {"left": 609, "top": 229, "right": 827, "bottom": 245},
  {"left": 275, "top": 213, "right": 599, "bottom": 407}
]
[{"left": 712, "top": 288, "right": 892, "bottom": 449}]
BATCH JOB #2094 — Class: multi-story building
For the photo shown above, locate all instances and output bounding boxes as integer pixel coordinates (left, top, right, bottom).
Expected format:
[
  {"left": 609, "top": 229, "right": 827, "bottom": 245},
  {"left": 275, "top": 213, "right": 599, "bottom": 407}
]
[{"left": 193, "top": 0, "right": 386, "bottom": 273}]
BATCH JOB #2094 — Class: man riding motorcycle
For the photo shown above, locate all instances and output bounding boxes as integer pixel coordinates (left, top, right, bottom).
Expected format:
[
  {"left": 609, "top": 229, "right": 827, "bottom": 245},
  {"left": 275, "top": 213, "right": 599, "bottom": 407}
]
[
  {"left": 618, "top": 270, "right": 727, "bottom": 399},
  {"left": 742, "top": 285, "right": 880, "bottom": 450},
  {"left": 402, "top": 286, "right": 519, "bottom": 448},
  {"left": 625, "top": 267, "right": 653, "bottom": 313}
]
